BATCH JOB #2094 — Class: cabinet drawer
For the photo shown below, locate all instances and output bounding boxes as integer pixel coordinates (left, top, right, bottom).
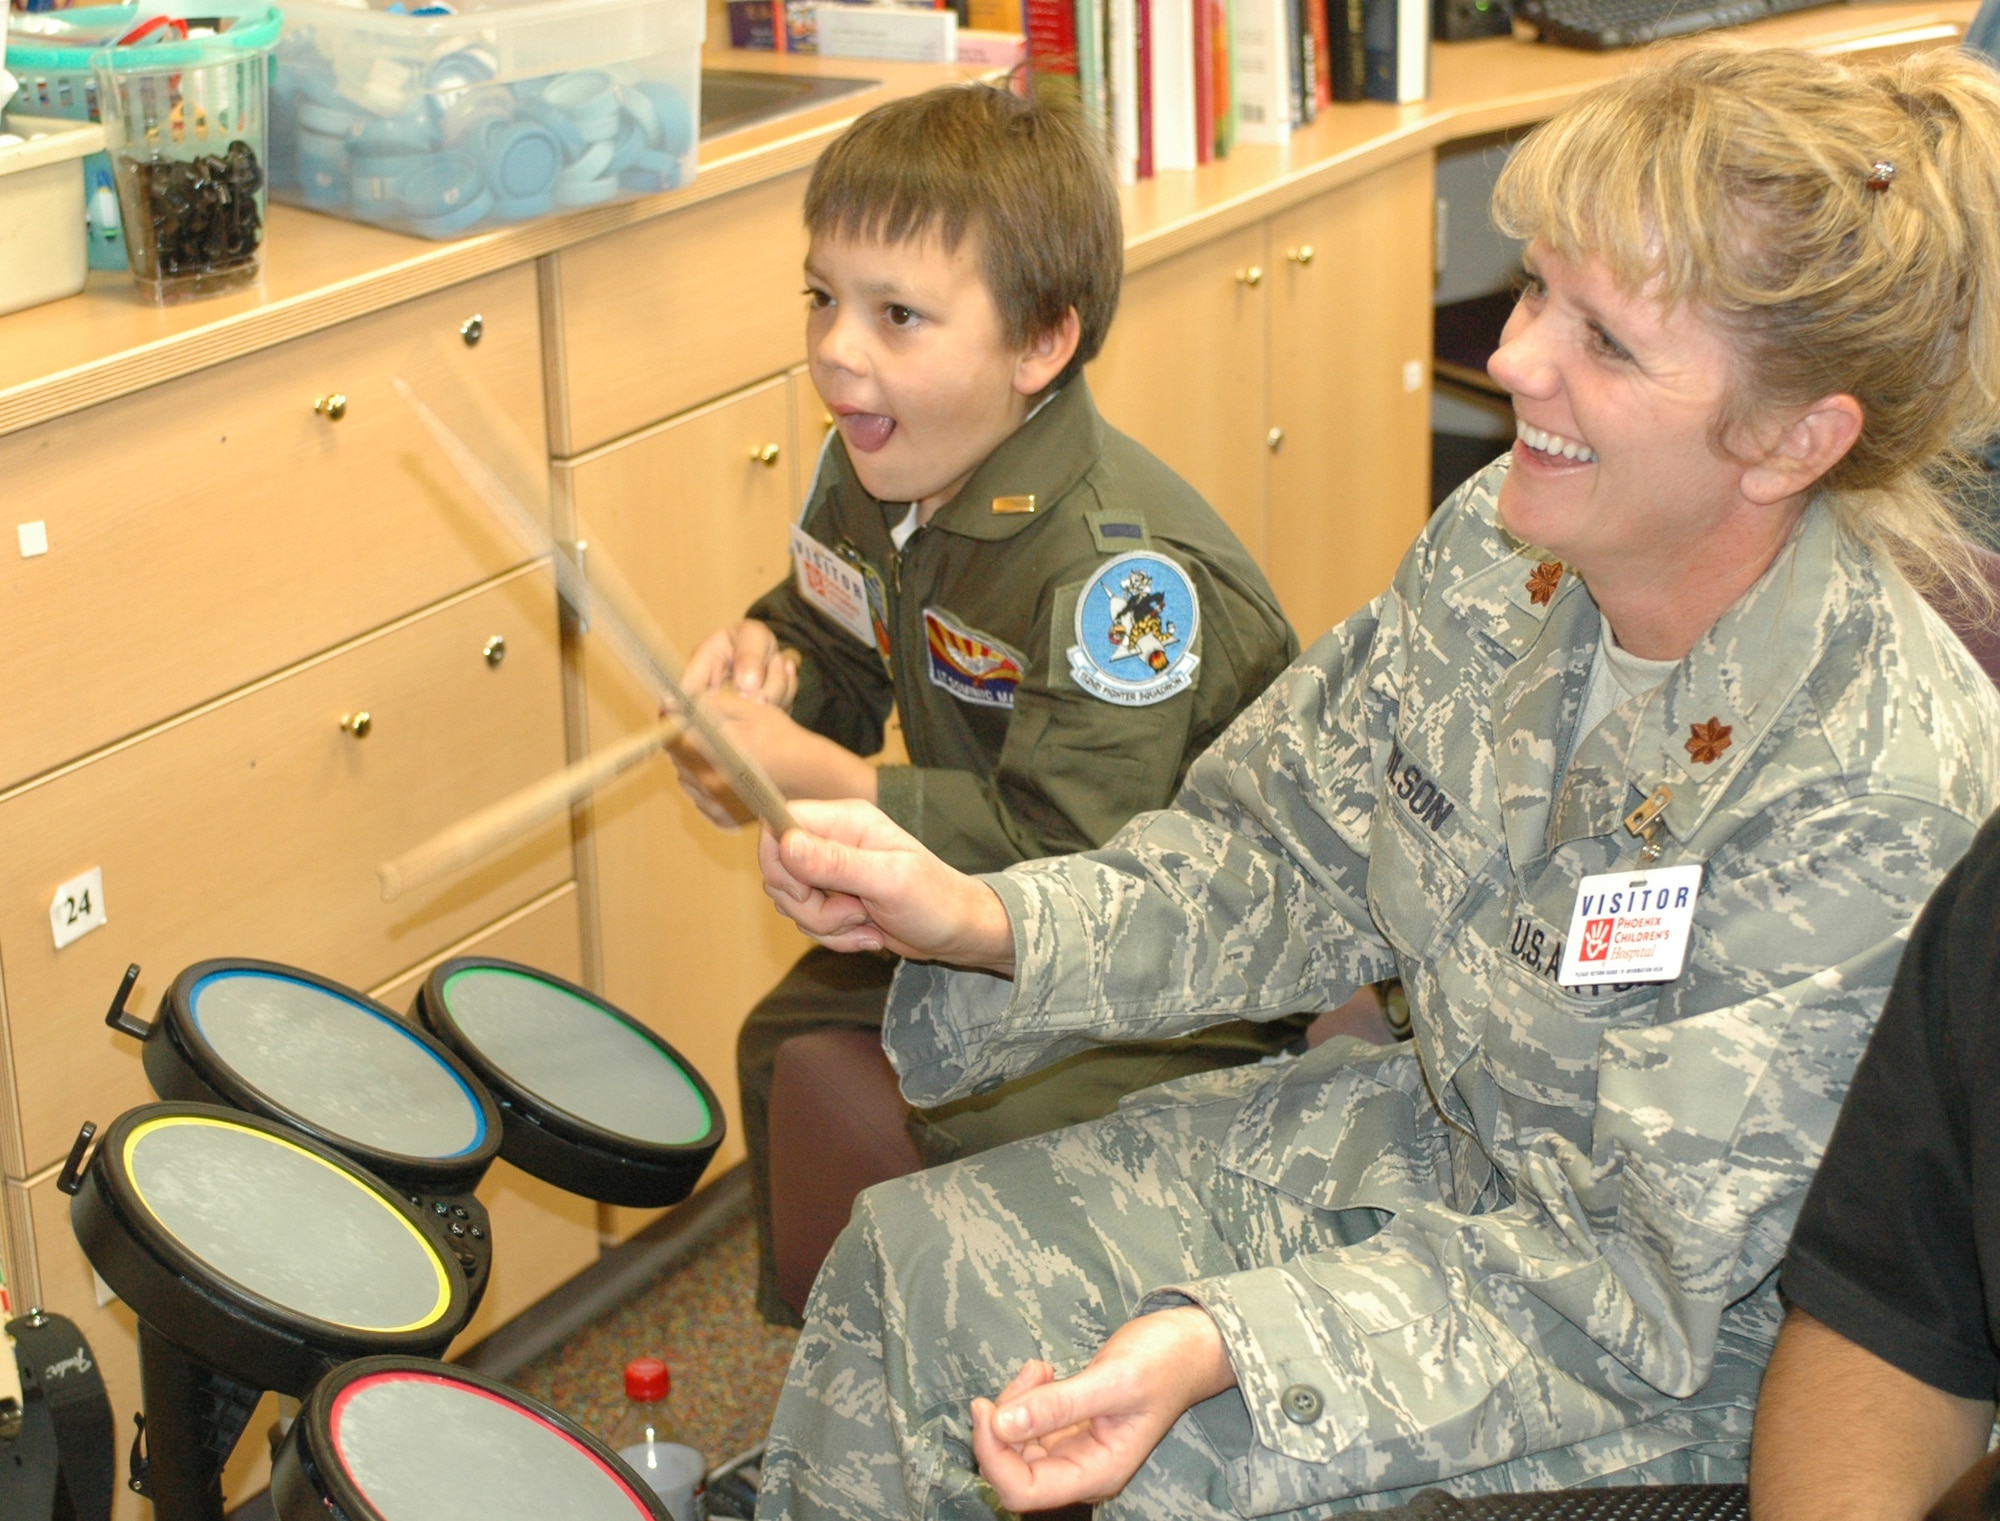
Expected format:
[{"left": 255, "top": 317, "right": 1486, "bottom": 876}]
[
  {"left": 0, "top": 567, "right": 570, "bottom": 1177},
  {"left": 552, "top": 171, "right": 810, "bottom": 455},
  {"left": 0, "top": 266, "right": 547, "bottom": 790}
]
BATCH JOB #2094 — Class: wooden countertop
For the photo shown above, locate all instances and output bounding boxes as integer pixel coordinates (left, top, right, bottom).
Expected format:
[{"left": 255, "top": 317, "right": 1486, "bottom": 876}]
[{"left": 0, "top": 0, "right": 1972, "bottom": 439}]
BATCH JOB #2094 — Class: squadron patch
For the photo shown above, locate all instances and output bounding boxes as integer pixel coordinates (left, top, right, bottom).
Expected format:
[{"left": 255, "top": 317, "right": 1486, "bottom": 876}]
[
  {"left": 923, "top": 608, "right": 1023, "bottom": 709},
  {"left": 1066, "top": 551, "right": 1201, "bottom": 707}
]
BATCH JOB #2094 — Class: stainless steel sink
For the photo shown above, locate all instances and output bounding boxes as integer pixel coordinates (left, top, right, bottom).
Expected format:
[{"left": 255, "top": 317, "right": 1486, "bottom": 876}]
[{"left": 699, "top": 69, "right": 880, "bottom": 140}]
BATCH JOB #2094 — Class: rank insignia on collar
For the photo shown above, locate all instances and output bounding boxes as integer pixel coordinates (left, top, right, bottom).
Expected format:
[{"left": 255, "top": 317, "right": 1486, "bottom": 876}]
[
  {"left": 1526, "top": 560, "right": 1564, "bottom": 606},
  {"left": 991, "top": 495, "right": 1036, "bottom": 515},
  {"left": 1066, "top": 551, "right": 1202, "bottom": 706},
  {"left": 1686, "top": 718, "right": 1733, "bottom": 765}
]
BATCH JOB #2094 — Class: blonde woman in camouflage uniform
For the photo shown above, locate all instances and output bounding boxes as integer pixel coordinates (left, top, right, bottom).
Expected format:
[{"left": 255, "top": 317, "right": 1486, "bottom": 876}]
[{"left": 750, "top": 42, "right": 2000, "bottom": 1517}]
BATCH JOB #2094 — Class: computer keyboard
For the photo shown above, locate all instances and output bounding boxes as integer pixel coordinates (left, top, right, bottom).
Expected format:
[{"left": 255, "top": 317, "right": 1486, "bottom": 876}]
[{"left": 1515, "top": 0, "right": 1838, "bottom": 50}]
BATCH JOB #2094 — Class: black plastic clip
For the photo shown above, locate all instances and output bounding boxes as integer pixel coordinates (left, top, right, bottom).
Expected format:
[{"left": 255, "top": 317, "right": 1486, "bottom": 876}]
[
  {"left": 55, "top": 1122, "right": 96, "bottom": 1198},
  {"left": 103, "top": 965, "right": 149, "bottom": 1041},
  {"left": 127, "top": 1412, "right": 150, "bottom": 1498}
]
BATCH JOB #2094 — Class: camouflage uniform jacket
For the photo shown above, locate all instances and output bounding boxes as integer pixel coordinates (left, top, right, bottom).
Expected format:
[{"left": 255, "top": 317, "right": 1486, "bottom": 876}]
[
  {"left": 883, "top": 458, "right": 2000, "bottom": 1506},
  {"left": 747, "top": 380, "right": 1297, "bottom": 874}
]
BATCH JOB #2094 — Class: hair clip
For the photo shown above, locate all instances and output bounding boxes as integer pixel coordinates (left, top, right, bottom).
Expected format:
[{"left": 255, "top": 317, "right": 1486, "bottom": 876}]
[{"left": 1866, "top": 161, "right": 1896, "bottom": 192}]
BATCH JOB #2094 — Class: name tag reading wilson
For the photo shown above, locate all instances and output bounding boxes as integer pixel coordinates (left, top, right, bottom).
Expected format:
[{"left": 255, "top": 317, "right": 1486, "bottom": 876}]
[{"left": 1557, "top": 863, "right": 1703, "bottom": 987}]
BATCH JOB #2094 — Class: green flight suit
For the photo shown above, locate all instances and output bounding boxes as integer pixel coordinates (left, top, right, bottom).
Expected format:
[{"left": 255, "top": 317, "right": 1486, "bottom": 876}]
[{"left": 737, "top": 379, "right": 1303, "bottom": 1322}]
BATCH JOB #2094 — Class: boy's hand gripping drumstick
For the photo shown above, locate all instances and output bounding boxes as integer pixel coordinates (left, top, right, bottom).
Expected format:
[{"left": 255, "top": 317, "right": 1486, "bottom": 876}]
[{"left": 382, "top": 380, "right": 798, "bottom": 899}]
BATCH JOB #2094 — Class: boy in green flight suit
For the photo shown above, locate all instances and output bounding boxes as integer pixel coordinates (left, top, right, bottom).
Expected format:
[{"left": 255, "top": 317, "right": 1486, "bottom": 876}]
[{"left": 674, "top": 82, "right": 1302, "bottom": 1324}]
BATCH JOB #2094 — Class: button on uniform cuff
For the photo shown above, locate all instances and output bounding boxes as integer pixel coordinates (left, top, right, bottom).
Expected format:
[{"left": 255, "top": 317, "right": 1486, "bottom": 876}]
[{"left": 1143, "top": 1269, "right": 1355, "bottom": 1464}]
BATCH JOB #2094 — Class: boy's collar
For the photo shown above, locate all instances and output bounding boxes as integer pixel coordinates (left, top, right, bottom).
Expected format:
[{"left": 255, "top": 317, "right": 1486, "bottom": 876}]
[{"left": 831, "top": 380, "right": 1105, "bottom": 541}]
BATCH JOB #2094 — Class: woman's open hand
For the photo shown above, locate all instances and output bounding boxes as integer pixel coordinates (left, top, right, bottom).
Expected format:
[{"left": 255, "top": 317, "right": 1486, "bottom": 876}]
[
  {"left": 759, "top": 800, "right": 1015, "bottom": 972},
  {"left": 969, "top": 1307, "right": 1238, "bottom": 1511}
]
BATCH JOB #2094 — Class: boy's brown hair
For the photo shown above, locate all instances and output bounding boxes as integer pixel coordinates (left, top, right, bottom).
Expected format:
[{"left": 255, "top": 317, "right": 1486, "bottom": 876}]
[{"left": 804, "top": 84, "right": 1122, "bottom": 390}]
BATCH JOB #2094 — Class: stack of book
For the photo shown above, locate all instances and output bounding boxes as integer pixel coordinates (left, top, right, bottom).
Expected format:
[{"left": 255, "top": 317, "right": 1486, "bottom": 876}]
[
  {"left": 727, "top": 0, "right": 1025, "bottom": 63},
  {"left": 1022, "top": 0, "right": 1425, "bottom": 180},
  {"left": 724, "top": 0, "right": 1426, "bottom": 171}
]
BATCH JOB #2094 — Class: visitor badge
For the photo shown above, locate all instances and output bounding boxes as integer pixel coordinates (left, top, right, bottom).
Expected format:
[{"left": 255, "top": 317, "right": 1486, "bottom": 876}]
[
  {"left": 790, "top": 526, "right": 875, "bottom": 649},
  {"left": 1557, "top": 863, "right": 1703, "bottom": 987}
]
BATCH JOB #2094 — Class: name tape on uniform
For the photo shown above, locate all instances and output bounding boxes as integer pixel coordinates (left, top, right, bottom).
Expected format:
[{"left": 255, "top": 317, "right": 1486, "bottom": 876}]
[
  {"left": 790, "top": 525, "right": 876, "bottom": 649},
  {"left": 1557, "top": 863, "right": 1702, "bottom": 987}
]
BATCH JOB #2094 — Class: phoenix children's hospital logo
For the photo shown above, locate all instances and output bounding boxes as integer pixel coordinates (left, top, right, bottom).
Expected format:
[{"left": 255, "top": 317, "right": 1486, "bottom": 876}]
[
  {"left": 1067, "top": 552, "right": 1202, "bottom": 707},
  {"left": 1578, "top": 918, "right": 1615, "bottom": 962}
]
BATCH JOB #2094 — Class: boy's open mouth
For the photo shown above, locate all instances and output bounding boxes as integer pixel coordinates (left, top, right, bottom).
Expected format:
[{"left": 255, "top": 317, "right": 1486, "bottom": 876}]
[{"left": 840, "top": 412, "right": 897, "bottom": 453}]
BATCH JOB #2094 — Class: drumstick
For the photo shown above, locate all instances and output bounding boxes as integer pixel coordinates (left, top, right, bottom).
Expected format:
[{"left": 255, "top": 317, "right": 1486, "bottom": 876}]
[
  {"left": 379, "top": 717, "right": 685, "bottom": 902},
  {"left": 393, "top": 378, "right": 799, "bottom": 840}
]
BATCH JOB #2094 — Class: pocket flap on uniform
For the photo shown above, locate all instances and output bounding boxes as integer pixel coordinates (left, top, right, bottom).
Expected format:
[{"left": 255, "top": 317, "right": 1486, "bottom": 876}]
[
  {"left": 1216, "top": 1040, "right": 1436, "bottom": 1210},
  {"left": 1299, "top": 1235, "right": 1452, "bottom": 1332}
]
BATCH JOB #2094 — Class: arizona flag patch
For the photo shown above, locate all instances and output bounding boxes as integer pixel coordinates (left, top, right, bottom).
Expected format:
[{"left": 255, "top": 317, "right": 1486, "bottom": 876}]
[{"left": 923, "top": 608, "right": 1023, "bottom": 709}]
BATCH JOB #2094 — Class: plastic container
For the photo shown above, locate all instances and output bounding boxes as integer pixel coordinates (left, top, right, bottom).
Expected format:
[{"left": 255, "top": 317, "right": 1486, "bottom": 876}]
[
  {"left": 0, "top": 115, "right": 106, "bottom": 316},
  {"left": 608, "top": 1357, "right": 705, "bottom": 1521},
  {"left": 267, "top": 0, "right": 703, "bottom": 241},
  {"left": 89, "top": 2, "right": 283, "bottom": 304},
  {"left": 5, "top": 6, "right": 143, "bottom": 269}
]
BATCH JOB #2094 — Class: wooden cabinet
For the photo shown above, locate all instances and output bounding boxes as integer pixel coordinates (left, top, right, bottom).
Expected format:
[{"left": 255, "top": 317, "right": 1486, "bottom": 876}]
[
  {"left": 0, "top": 268, "right": 547, "bottom": 791},
  {"left": 1266, "top": 155, "right": 1435, "bottom": 639},
  {"left": 1091, "top": 166, "right": 1434, "bottom": 644},
  {"left": 1088, "top": 224, "right": 1271, "bottom": 563},
  {"left": 0, "top": 568, "right": 570, "bottom": 1180},
  {"left": 561, "top": 376, "right": 811, "bottom": 1241},
  {"left": 548, "top": 171, "right": 813, "bottom": 455}
]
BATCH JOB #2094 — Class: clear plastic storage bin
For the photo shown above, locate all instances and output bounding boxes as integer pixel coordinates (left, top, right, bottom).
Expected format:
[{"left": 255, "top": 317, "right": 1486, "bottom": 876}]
[{"left": 268, "top": 0, "right": 704, "bottom": 240}]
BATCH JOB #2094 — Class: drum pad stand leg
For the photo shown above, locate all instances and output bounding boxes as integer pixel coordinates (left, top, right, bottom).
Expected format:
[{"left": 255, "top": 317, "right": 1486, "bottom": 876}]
[{"left": 130, "top": 1322, "right": 263, "bottom": 1521}]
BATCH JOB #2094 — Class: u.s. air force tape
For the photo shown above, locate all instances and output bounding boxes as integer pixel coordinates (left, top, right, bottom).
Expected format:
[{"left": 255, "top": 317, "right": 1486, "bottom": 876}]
[{"left": 1066, "top": 550, "right": 1200, "bottom": 706}]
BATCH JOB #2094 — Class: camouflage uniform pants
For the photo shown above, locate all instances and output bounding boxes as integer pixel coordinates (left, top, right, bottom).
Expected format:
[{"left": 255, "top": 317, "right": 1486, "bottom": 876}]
[
  {"left": 739, "top": 948, "right": 1310, "bottom": 1326},
  {"left": 758, "top": 1062, "right": 1748, "bottom": 1519}
]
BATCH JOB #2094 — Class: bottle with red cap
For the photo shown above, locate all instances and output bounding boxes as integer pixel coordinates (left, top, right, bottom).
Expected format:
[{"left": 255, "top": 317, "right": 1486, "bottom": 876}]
[{"left": 609, "top": 1357, "right": 706, "bottom": 1521}]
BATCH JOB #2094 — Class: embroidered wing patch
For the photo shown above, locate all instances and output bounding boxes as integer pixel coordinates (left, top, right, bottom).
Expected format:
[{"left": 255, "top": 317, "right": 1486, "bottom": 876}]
[
  {"left": 923, "top": 608, "right": 1023, "bottom": 709},
  {"left": 1066, "top": 551, "right": 1201, "bottom": 707}
]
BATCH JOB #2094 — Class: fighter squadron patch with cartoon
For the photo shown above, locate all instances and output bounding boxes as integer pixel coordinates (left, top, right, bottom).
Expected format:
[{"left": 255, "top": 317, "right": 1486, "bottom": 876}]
[{"left": 1066, "top": 551, "right": 1202, "bottom": 706}]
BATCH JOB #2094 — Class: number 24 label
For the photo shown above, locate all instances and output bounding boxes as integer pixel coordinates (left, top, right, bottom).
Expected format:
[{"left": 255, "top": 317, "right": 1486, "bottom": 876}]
[{"left": 50, "top": 867, "right": 108, "bottom": 951}]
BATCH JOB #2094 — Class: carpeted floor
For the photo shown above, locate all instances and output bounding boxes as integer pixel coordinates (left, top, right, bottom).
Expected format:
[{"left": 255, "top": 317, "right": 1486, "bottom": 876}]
[{"left": 510, "top": 1205, "right": 798, "bottom": 1470}]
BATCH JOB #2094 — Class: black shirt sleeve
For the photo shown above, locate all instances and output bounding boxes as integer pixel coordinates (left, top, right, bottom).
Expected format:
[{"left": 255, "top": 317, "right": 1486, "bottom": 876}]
[{"left": 1780, "top": 809, "right": 2000, "bottom": 1401}]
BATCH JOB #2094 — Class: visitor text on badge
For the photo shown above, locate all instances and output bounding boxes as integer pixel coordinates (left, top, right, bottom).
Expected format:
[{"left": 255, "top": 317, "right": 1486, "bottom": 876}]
[{"left": 1557, "top": 863, "right": 1703, "bottom": 987}]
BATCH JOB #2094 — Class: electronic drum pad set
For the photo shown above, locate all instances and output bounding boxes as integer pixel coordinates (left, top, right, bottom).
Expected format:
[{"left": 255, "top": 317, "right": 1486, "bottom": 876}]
[
  {"left": 58, "top": 954, "right": 723, "bottom": 1521},
  {"left": 44, "top": 386, "right": 794, "bottom": 1521}
]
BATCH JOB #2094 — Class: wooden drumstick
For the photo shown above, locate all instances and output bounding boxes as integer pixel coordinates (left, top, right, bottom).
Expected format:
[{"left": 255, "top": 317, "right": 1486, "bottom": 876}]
[
  {"left": 380, "top": 717, "right": 685, "bottom": 902},
  {"left": 394, "top": 378, "right": 799, "bottom": 839}
]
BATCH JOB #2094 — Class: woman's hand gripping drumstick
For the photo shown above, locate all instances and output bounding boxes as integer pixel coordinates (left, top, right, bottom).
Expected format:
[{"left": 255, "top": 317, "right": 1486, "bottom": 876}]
[
  {"left": 379, "top": 717, "right": 684, "bottom": 902},
  {"left": 391, "top": 378, "right": 799, "bottom": 854}
]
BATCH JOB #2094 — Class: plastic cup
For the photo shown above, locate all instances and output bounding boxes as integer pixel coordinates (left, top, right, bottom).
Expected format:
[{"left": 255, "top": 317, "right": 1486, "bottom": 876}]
[{"left": 93, "top": 4, "right": 283, "bottom": 304}]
